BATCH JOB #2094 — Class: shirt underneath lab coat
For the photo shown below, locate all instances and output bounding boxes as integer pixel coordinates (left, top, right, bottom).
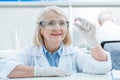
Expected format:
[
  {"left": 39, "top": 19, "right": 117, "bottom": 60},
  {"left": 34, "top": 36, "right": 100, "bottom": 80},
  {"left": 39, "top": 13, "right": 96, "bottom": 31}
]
[{"left": 0, "top": 45, "right": 111, "bottom": 78}]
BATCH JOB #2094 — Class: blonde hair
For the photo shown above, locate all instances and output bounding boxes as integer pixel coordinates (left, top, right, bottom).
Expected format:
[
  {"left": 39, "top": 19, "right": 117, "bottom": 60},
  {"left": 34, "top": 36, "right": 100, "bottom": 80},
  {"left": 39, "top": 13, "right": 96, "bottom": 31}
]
[{"left": 33, "top": 6, "right": 72, "bottom": 46}]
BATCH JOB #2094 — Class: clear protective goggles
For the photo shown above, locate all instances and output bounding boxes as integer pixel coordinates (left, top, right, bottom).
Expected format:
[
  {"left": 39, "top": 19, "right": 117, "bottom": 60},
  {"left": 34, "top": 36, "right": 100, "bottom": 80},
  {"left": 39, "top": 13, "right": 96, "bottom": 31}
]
[{"left": 39, "top": 20, "right": 69, "bottom": 28}]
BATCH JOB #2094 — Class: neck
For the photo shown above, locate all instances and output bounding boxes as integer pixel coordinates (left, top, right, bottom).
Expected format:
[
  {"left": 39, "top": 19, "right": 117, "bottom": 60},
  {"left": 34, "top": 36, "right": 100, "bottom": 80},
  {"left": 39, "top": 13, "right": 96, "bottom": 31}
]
[{"left": 44, "top": 40, "right": 61, "bottom": 54}]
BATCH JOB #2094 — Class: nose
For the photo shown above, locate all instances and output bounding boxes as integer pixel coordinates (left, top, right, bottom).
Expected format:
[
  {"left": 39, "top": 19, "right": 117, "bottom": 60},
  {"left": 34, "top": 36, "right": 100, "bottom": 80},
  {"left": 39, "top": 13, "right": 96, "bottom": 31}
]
[{"left": 54, "top": 23, "right": 61, "bottom": 30}]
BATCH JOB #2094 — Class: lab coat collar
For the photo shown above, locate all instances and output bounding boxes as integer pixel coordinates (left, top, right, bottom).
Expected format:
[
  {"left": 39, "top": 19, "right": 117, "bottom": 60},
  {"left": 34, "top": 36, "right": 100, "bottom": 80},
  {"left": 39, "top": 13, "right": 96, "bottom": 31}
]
[
  {"left": 31, "top": 44, "right": 74, "bottom": 68},
  {"left": 62, "top": 45, "right": 74, "bottom": 56},
  {"left": 31, "top": 45, "right": 50, "bottom": 66},
  {"left": 58, "top": 45, "right": 74, "bottom": 70},
  {"left": 42, "top": 43, "right": 63, "bottom": 57},
  {"left": 31, "top": 44, "right": 74, "bottom": 57}
]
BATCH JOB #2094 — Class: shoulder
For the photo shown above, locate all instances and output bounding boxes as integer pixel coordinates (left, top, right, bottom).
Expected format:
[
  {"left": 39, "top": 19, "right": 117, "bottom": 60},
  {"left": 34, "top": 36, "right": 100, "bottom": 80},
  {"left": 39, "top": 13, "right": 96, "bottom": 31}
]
[
  {"left": 17, "top": 44, "right": 42, "bottom": 56},
  {"left": 63, "top": 45, "right": 75, "bottom": 52},
  {"left": 20, "top": 44, "right": 37, "bottom": 52}
]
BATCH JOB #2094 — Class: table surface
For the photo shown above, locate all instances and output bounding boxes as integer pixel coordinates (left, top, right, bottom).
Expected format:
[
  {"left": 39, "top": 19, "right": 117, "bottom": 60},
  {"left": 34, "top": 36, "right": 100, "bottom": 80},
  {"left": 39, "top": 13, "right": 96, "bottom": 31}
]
[{"left": 0, "top": 73, "right": 112, "bottom": 80}]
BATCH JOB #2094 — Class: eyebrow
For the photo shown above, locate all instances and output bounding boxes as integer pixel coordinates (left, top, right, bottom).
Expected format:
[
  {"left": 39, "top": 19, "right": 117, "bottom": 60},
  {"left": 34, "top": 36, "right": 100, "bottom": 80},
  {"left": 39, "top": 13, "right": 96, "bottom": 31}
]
[{"left": 44, "top": 19, "right": 67, "bottom": 21}]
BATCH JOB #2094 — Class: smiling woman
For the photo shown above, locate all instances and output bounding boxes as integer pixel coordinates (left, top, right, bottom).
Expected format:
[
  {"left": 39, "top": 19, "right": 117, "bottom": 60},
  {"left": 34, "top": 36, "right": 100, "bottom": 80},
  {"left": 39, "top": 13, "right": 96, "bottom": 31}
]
[
  {"left": 36, "top": 8, "right": 70, "bottom": 53},
  {"left": 0, "top": 6, "right": 111, "bottom": 79}
]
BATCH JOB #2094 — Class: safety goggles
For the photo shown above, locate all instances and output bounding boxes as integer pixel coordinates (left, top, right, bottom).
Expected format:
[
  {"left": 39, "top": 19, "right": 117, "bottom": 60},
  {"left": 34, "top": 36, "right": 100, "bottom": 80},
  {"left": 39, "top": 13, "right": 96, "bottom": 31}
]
[{"left": 39, "top": 20, "right": 69, "bottom": 28}]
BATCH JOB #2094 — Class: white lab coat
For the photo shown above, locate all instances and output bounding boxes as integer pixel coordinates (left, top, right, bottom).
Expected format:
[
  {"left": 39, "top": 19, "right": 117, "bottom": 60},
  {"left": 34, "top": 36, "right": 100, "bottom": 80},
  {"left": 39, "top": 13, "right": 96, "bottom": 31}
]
[
  {"left": 0, "top": 45, "right": 111, "bottom": 78},
  {"left": 97, "top": 21, "right": 120, "bottom": 43}
]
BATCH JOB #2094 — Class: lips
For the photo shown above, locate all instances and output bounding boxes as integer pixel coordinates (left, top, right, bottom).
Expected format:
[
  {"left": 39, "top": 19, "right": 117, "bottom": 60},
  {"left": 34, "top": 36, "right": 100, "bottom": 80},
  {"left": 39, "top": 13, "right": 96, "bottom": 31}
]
[{"left": 51, "top": 33, "right": 62, "bottom": 36}]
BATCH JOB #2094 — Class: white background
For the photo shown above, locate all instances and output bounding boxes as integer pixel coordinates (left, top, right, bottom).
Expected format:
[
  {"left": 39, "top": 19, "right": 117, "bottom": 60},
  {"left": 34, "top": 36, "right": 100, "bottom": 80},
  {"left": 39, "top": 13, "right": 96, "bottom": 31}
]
[{"left": 0, "top": 4, "right": 120, "bottom": 51}]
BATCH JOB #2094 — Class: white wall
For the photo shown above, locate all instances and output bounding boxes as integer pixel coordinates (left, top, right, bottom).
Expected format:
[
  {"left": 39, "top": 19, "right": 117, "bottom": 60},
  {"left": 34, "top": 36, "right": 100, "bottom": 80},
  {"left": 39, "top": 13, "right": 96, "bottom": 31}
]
[
  {"left": 0, "top": 6, "right": 120, "bottom": 50},
  {"left": 72, "top": 7, "right": 120, "bottom": 47},
  {"left": 0, "top": 7, "right": 39, "bottom": 50},
  {"left": 0, "top": 7, "right": 69, "bottom": 50}
]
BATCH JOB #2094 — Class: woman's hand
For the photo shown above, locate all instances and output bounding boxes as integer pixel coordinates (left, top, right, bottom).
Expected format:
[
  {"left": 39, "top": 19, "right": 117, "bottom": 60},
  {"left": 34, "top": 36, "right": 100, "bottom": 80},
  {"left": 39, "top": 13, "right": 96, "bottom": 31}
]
[
  {"left": 34, "top": 67, "right": 71, "bottom": 77},
  {"left": 74, "top": 17, "right": 99, "bottom": 48}
]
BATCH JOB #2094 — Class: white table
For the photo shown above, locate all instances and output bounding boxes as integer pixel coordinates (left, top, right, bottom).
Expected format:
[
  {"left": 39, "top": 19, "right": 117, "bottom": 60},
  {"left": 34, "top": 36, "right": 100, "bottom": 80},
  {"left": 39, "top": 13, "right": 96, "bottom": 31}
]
[
  {"left": 0, "top": 73, "right": 112, "bottom": 80},
  {"left": 0, "top": 50, "right": 17, "bottom": 59}
]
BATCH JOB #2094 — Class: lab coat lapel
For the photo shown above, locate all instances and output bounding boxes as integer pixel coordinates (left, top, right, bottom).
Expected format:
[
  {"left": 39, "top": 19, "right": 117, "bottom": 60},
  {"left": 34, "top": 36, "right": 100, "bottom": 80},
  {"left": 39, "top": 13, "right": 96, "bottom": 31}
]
[
  {"left": 58, "top": 55, "right": 69, "bottom": 70},
  {"left": 35, "top": 46, "right": 50, "bottom": 67},
  {"left": 58, "top": 45, "right": 73, "bottom": 70}
]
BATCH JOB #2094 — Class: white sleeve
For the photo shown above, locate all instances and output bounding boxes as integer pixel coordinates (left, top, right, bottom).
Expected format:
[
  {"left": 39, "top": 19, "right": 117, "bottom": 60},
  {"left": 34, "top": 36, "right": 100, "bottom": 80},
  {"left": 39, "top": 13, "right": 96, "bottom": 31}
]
[
  {"left": 0, "top": 60, "right": 21, "bottom": 78},
  {"left": 0, "top": 46, "right": 32, "bottom": 78},
  {"left": 76, "top": 50, "right": 112, "bottom": 74}
]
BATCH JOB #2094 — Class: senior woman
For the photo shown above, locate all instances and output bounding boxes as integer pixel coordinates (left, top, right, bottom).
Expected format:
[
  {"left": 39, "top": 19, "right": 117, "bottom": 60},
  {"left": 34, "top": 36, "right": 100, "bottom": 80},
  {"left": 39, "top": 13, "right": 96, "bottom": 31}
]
[{"left": 0, "top": 6, "right": 111, "bottom": 78}]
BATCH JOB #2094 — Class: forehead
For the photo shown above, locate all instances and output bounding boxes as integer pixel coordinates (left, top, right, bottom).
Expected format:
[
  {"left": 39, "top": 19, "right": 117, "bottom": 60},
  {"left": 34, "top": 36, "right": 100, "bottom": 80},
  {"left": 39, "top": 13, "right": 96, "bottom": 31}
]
[{"left": 44, "top": 10, "right": 66, "bottom": 20}]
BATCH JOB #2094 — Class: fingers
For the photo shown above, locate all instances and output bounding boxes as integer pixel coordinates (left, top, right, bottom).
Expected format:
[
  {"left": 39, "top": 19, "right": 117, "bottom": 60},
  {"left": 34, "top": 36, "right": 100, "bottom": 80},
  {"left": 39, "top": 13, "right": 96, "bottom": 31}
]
[
  {"left": 74, "top": 17, "right": 93, "bottom": 32},
  {"left": 74, "top": 17, "right": 83, "bottom": 22},
  {"left": 48, "top": 67, "right": 71, "bottom": 77},
  {"left": 57, "top": 69, "right": 71, "bottom": 76},
  {"left": 73, "top": 23, "right": 88, "bottom": 32},
  {"left": 34, "top": 67, "right": 71, "bottom": 77},
  {"left": 53, "top": 68, "right": 71, "bottom": 77}
]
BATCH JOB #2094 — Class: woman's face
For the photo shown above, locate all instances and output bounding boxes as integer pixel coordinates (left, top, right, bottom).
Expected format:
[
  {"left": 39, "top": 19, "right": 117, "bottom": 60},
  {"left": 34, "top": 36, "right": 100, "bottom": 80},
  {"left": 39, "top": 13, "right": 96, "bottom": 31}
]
[{"left": 40, "top": 10, "right": 68, "bottom": 43}]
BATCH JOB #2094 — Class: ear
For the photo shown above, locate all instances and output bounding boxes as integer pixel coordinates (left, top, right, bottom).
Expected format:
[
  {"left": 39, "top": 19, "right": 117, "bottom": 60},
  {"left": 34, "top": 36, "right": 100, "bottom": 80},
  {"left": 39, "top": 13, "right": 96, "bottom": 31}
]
[{"left": 39, "top": 27, "right": 43, "bottom": 35}]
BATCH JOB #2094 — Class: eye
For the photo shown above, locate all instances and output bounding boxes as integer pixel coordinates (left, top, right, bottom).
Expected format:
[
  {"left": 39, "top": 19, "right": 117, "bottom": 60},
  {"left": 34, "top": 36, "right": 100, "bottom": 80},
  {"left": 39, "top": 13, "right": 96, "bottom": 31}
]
[
  {"left": 60, "top": 22, "right": 66, "bottom": 26},
  {"left": 60, "top": 21, "right": 67, "bottom": 26},
  {"left": 46, "top": 21, "right": 55, "bottom": 26}
]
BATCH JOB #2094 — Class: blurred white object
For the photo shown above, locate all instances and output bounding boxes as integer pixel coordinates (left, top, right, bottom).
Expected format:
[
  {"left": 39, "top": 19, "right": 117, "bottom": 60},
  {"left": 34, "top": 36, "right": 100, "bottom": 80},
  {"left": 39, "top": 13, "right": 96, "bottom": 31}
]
[
  {"left": 112, "top": 69, "right": 120, "bottom": 79},
  {"left": 0, "top": 50, "right": 16, "bottom": 58},
  {"left": 15, "top": 28, "right": 20, "bottom": 51}
]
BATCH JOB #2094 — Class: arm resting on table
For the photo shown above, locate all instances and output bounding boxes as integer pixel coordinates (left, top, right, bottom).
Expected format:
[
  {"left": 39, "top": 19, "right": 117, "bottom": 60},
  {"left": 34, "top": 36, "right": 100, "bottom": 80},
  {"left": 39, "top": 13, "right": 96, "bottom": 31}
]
[{"left": 8, "top": 65, "right": 34, "bottom": 78}]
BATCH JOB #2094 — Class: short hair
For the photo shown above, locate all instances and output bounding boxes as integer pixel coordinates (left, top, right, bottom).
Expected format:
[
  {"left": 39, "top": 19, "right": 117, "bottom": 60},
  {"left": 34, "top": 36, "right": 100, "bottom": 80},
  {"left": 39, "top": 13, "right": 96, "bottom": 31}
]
[
  {"left": 98, "top": 10, "right": 113, "bottom": 24},
  {"left": 33, "top": 6, "right": 72, "bottom": 46}
]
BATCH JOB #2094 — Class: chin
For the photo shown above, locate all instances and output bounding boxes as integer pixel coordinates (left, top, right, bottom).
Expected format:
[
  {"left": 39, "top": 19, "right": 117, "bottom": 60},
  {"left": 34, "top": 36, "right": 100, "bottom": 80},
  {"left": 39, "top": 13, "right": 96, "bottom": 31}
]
[{"left": 52, "top": 38, "right": 63, "bottom": 42}]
